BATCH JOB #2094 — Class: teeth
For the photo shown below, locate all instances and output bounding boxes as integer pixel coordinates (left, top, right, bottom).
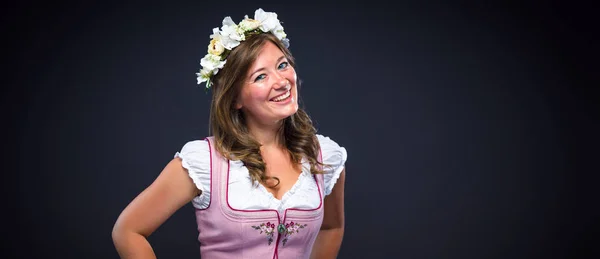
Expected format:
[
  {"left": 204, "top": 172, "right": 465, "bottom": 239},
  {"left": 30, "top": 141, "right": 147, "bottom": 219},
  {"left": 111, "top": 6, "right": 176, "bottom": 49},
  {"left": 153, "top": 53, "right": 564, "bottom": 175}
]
[{"left": 272, "top": 90, "right": 290, "bottom": 102}]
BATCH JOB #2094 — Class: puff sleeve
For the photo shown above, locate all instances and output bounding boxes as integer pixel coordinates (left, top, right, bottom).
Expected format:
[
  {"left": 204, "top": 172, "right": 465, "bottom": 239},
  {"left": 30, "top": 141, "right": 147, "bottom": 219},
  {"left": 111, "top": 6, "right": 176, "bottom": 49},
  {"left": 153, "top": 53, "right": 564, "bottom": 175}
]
[
  {"left": 173, "top": 140, "right": 211, "bottom": 209},
  {"left": 317, "top": 134, "right": 348, "bottom": 196}
]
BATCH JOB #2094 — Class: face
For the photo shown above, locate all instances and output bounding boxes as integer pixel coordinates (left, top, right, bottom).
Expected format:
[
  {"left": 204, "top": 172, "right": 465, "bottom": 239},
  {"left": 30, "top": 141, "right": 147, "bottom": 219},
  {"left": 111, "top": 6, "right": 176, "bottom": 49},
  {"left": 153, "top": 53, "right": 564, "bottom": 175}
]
[{"left": 236, "top": 41, "right": 298, "bottom": 126}]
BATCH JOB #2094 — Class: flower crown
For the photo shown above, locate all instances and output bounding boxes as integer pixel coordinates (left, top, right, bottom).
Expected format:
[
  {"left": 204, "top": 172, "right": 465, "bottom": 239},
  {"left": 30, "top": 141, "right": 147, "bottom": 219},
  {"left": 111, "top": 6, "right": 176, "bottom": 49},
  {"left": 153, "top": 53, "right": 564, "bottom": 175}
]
[{"left": 196, "top": 8, "right": 290, "bottom": 89}]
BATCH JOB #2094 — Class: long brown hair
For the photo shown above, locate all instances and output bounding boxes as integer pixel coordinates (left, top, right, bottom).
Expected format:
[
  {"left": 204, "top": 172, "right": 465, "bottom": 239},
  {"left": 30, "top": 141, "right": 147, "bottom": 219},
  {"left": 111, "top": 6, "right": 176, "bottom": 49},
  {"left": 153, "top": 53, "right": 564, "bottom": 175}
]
[{"left": 208, "top": 32, "right": 325, "bottom": 184}]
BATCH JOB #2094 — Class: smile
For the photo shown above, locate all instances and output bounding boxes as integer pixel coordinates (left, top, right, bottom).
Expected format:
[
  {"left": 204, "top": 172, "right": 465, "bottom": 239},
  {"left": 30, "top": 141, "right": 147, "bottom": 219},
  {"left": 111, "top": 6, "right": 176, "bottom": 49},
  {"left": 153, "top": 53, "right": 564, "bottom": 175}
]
[{"left": 270, "top": 90, "right": 291, "bottom": 102}]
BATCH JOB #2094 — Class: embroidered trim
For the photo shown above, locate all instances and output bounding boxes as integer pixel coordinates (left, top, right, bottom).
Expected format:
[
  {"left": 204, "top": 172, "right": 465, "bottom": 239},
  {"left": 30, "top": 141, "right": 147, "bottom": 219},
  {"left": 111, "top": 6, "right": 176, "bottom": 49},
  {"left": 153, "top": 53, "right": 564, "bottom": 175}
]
[
  {"left": 281, "top": 221, "right": 308, "bottom": 246},
  {"left": 251, "top": 222, "right": 276, "bottom": 245},
  {"left": 251, "top": 221, "right": 308, "bottom": 246}
]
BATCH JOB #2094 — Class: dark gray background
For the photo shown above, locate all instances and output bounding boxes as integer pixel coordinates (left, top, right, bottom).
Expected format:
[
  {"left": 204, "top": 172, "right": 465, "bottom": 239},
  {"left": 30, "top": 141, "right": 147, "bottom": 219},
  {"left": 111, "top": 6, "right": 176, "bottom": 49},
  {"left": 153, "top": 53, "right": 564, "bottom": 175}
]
[{"left": 6, "top": 1, "right": 598, "bottom": 258}]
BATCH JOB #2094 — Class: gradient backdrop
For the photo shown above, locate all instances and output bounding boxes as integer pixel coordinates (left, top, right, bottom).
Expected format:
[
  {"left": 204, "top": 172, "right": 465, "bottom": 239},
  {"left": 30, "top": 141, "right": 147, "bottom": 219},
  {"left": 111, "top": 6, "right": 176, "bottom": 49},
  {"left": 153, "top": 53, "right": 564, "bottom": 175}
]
[{"left": 7, "top": 1, "right": 598, "bottom": 259}]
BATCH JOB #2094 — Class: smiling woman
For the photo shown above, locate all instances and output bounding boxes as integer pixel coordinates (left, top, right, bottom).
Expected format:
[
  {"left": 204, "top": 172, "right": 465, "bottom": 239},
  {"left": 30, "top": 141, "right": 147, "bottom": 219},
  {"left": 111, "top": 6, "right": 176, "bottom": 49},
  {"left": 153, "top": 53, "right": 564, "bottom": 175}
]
[{"left": 111, "top": 8, "right": 348, "bottom": 259}]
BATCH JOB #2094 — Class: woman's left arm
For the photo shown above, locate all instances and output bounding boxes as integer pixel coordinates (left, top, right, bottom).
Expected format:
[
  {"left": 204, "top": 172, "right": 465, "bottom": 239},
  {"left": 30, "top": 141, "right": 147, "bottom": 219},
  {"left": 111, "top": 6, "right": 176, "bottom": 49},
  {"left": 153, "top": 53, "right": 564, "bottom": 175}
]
[{"left": 311, "top": 169, "right": 346, "bottom": 259}]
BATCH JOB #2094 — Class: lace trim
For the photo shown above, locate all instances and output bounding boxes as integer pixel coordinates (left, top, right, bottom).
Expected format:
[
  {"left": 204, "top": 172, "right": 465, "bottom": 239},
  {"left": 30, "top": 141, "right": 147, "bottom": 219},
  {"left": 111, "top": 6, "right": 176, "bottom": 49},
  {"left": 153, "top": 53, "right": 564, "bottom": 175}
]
[{"left": 255, "top": 169, "right": 307, "bottom": 205}]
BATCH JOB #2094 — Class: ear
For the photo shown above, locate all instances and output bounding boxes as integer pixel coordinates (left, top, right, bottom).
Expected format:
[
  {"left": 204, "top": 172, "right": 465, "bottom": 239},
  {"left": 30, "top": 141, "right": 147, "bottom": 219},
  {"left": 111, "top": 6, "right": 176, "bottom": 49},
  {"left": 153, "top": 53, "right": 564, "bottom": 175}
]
[{"left": 235, "top": 96, "right": 243, "bottom": 110}]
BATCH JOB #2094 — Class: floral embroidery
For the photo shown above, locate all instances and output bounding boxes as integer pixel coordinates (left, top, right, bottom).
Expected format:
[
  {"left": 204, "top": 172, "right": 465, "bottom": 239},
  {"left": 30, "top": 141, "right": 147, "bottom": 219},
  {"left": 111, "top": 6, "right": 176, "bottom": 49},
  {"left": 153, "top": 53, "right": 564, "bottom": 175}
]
[
  {"left": 251, "top": 221, "right": 308, "bottom": 246},
  {"left": 281, "top": 221, "right": 308, "bottom": 246},
  {"left": 251, "top": 222, "right": 276, "bottom": 245}
]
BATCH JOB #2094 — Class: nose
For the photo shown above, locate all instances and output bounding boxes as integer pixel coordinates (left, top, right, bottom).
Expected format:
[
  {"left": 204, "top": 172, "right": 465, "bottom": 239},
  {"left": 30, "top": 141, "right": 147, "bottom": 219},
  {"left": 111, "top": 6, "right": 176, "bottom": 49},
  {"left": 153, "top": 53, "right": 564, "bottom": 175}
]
[{"left": 273, "top": 71, "right": 289, "bottom": 90}]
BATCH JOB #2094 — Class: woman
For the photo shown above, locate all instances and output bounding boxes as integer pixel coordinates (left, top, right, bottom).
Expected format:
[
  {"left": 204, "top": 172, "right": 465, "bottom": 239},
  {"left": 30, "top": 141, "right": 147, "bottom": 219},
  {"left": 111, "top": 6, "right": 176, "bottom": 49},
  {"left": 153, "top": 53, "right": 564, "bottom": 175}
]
[{"left": 112, "top": 8, "right": 347, "bottom": 259}]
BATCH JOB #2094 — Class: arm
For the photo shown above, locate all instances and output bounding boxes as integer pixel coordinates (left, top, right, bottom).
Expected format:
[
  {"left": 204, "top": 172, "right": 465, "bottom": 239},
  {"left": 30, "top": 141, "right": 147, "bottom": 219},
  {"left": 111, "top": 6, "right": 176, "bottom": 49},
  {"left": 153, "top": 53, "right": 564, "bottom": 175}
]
[
  {"left": 112, "top": 157, "right": 200, "bottom": 259},
  {"left": 311, "top": 169, "right": 346, "bottom": 259}
]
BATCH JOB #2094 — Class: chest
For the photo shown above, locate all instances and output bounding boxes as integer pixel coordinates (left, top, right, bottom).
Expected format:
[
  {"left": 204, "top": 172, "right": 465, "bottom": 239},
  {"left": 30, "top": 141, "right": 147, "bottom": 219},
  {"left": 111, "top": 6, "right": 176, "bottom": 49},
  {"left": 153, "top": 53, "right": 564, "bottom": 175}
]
[
  {"left": 227, "top": 162, "right": 320, "bottom": 213},
  {"left": 261, "top": 150, "right": 303, "bottom": 200}
]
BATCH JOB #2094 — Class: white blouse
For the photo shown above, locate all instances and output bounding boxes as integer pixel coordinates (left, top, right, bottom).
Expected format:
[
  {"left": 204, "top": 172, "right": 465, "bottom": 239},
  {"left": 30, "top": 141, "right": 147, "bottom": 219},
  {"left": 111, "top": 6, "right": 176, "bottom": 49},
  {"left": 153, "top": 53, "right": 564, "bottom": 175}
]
[{"left": 174, "top": 134, "right": 347, "bottom": 213}]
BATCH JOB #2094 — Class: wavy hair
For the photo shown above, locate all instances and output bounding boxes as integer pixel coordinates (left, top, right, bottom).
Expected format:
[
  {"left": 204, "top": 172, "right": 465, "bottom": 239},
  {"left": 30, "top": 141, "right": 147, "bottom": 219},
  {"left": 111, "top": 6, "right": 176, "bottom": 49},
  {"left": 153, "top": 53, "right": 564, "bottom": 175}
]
[{"left": 208, "top": 33, "right": 325, "bottom": 185}]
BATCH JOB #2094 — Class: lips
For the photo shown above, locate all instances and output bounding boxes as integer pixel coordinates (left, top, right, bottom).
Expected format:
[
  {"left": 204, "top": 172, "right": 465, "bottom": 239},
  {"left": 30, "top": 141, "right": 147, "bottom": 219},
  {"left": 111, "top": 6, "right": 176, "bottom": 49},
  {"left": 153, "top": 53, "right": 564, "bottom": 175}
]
[{"left": 270, "top": 90, "right": 291, "bottom": 102}]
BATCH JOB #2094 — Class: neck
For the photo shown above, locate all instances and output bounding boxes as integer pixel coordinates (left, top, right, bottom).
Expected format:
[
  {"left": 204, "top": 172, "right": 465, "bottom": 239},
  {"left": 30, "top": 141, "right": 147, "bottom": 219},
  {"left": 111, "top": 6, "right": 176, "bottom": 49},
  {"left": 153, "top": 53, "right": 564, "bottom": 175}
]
[{"left": 246, "top": 117, "right": 285, "bottom": 149}]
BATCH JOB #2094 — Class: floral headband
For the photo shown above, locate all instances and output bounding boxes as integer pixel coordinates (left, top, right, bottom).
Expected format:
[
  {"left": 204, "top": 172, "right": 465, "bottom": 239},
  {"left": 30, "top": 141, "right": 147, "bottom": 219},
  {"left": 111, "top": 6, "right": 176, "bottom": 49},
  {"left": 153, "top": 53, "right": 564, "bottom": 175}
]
[{"left": 196, "top": 8, "right": 290, "bottom": 89}]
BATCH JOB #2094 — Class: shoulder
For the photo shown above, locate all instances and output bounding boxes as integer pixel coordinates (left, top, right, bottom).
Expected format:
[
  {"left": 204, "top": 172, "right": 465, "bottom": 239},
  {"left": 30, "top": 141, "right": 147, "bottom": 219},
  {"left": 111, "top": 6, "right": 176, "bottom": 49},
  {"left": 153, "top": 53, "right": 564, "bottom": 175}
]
[
  {"left": 315, "top": 134, "right": 348, "bottom": 195},
  {"left": 179, "top": 139, "right": 210, "bottom": 154},
  {"left": 174, "top": 139, "right": 211, "bottom": 172},
  {"left": 316, "top": 134, "right": 340, "bottom": 147},
  {"left": 173, "top": 138, "right": 212, "bottom": 209},
  {"left": 316, "top": 134, "right": 347, "bottom": 163}
]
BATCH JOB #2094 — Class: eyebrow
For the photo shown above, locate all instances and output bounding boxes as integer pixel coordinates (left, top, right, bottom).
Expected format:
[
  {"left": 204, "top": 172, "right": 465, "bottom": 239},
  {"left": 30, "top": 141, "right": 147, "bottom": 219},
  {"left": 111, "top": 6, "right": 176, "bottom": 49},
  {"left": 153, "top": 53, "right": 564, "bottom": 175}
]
[{"left": 249, "top": 55, "right": 286, "bottom": 79}]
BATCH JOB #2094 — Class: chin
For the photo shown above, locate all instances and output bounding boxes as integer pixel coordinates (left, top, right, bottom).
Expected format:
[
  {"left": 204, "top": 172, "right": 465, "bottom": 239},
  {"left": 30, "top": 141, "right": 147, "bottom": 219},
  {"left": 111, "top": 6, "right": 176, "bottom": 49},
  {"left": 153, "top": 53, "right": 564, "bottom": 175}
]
[
  {"left": 286, "top": 105, "right": 299, "bottom": 116},
  {"left": 276, "top": 109, "right": 298, "bottom": 122}
]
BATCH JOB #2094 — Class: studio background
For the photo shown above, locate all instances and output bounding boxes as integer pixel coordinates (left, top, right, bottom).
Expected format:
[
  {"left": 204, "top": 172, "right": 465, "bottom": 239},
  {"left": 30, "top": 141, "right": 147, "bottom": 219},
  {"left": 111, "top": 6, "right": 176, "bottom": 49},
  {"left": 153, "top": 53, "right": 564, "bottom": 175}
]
[{"left": 6, "top": 1, "right": 598, "bottom": 258}]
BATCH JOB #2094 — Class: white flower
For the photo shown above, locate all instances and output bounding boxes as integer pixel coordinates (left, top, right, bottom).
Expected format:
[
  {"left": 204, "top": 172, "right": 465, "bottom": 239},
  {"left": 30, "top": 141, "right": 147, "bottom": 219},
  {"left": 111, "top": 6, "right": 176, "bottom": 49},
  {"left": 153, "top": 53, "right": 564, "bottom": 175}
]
[
  {"left": 210, "top": 26, "right": 240, "bottom": 50},
  {"left": 271, "top": 24, "right": 287, "bottom": 40},
  {"left": 200, "top": 53, "right": 226, "bottom": 72},
  {"left": 239, "top": 15, "right": 261, "bottom": 31},
  {"left": 209, "top": 27, "right": 220, "bottom": 40},
  {"left": 196, "top": 68, "right": 212, "bottom": 84},
  {"left": 254, "top": 8, "right": 280, "bottom": 32},
  {"left": 207, "top": 38, "right": 224, "bottom": 55},
  {"left": 221, "top": 16, "right": 245, "bottom": 42},
  {"left": 197, "top": 53, "right": 226, "bottom": 85}
]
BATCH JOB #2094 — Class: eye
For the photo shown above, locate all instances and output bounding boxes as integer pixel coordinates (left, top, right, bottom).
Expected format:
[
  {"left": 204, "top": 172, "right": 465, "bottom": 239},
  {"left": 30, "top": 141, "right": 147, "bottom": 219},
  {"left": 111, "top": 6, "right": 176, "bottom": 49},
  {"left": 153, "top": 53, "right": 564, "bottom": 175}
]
[
  {"left": 254, "top": 74, "right": 266, "bottom": 82},
  {"left": 278, "top": 61, "right": 289, "bottom": 70}
]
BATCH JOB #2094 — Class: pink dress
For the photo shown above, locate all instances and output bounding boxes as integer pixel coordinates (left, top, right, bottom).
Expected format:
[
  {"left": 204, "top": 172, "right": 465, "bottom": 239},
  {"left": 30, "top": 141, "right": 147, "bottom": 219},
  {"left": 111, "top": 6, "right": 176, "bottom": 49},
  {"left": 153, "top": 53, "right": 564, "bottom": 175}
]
[{"left": 190, "top": 136, "right": 328, "bottom": 258}]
